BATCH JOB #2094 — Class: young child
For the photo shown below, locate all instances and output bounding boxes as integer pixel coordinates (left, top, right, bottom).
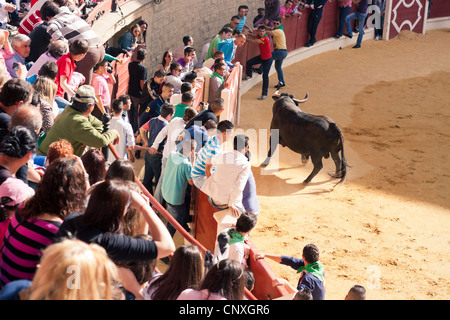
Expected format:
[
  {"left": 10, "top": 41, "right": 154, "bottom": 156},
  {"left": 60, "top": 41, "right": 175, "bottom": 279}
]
[
  {"left": 256, "top": 243, "right": 326, "bottom": 300},
  {"left": 107, "top": 99, "right": 135, "bottom": 165},
  {"left": 214, "top": 212, "right": 257, "bottom": 268},
  {"left": 0, "top": 30, "right": 14, "bottom": 80},
  {"left": 55, "top": 39, "right": 89, "bottom": 108}
]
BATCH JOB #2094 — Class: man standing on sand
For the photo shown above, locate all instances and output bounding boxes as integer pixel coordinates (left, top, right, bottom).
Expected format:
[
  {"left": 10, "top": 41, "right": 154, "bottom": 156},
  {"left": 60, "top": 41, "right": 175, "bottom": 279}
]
[
  {"left": 266, "top": 17, "right": 288, "bottom": 88},
  {"left": 244, "top": 25, "right": 273, "bottom": 100},
  {"left": 344, "top": 0, "right": 369, "bottom": 49}
]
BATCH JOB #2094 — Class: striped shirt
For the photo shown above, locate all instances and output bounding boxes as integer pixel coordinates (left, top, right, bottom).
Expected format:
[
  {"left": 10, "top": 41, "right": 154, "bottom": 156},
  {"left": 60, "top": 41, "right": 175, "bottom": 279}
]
[
  {"left": 46, "top": 6, "right": 100, "bottom": 46},
  {"left": 191, "top": 135, "right": 222, "bottom": 178},
  {"left": 0, "top": 213, "right": 62, "bottom": 288}
]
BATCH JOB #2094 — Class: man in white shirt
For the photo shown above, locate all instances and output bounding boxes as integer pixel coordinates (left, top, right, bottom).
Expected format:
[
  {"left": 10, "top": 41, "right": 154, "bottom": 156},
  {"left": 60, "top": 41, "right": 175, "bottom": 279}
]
[
  {"left": 164, "top": 62, "right": 184, "bottom": 94},
  {"left": 202, "top": 134, "right": 251, "bottom": 219},
  {"left": 107, "top": 99, "right": 135, "bottom": 165}
]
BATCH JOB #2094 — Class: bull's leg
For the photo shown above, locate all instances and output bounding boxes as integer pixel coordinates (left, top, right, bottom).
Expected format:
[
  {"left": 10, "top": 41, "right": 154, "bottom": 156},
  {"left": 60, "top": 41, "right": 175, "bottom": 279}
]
[
  {"left": 261, "top": 134, "right": 279, "bottom": 167},
  {"left": 330, "top": 151, "right": 342, "bottom": 178},
  {"left": 301, "top": 154, "right": 309, "bottom": 164},
  {"left": 303, "top": 154, "right": 323, "bottom": 184}
]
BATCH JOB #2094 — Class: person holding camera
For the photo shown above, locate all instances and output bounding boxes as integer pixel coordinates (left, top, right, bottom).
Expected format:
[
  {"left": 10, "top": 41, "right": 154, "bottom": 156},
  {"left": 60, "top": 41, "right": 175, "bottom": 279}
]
[{"left": 91, "top": 59, "right": 116, "bottom": 119}]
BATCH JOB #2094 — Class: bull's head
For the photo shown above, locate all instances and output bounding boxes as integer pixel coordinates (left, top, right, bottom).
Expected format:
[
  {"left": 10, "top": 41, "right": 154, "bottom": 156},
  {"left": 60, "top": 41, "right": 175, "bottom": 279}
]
[{"left": 272, "top": 85, "right": 308, "bottom": 106}]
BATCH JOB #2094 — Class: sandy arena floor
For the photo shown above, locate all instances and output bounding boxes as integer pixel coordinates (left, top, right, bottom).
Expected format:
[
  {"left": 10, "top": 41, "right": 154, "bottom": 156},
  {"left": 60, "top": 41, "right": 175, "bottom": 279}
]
[{"left": 238, "top": 29, "right": 450, "bottom": 300}]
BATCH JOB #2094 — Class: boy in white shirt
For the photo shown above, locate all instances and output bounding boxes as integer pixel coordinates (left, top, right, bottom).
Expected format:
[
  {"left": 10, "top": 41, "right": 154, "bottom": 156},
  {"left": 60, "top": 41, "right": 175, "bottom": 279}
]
[
  {"left": 107, "top": 99, "right": 135, "bottom": 164},
  {"left": 214, "top": 211, "right": 257, "bottom": 268}
]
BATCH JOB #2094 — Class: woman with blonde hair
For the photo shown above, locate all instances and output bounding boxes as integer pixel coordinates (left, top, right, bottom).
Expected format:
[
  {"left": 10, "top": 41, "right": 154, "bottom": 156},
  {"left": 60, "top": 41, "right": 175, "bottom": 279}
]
[
  {"left": 32, "top": 76, "right": 58, "bottom": 133},
  {"left": 28, "top": 238, "right": 119, "bottom": 300}
]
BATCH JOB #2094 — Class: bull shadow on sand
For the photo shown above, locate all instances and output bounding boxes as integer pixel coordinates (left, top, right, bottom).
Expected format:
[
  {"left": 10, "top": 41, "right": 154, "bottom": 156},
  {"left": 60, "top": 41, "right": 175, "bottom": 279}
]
[{"left": 251, "top": 164, "right": 338, "bottom": 197}]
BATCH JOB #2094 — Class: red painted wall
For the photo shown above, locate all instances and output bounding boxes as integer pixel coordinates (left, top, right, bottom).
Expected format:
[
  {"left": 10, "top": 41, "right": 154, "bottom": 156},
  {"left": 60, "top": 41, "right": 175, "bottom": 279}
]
[
  {"left": 388, "top": 0, "right": 427, "bottom": 39},
  {"left": 428, "top": 0, "right": 450, "bottom": 19}
]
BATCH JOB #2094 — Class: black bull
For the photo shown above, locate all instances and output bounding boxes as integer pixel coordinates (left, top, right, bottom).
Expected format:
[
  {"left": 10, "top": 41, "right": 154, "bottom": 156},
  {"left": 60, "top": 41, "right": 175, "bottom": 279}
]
[{"left": 260, "top": 93, "right": 349, "bottom": 186}]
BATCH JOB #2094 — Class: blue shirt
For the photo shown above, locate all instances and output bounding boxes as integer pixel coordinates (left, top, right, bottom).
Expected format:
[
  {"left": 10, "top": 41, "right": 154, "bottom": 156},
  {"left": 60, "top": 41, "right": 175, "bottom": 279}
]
[
  {"left": 177, "top": 125, "right": 208, "bottom": 153},
  {"left": 217, "top": 38, "right": 237, "bottom": 66},
  {"left": 191, "top": 135, "right": 221, "bottom": 178},
  {"left": 280, "top": 255, "right": 326, "bottom": 300},
  {"left": 237, "top": 16, "right": 246, "bottom": 32},
  {"left": 139, "top": 96, "right": 167, "bottom": 128},
  {"left": 117, "top": 32, "right": 136, "bottom": 51},
  {"left": 5, "top": 51, "right": 26, "bottom": 79},
  {"left": 242, "top": 171, "right": 260, "bottom": 214}
]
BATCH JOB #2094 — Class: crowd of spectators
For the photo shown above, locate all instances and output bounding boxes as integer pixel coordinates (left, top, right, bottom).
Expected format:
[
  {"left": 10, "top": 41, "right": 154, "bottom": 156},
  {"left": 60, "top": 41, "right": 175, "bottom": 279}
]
[{"left": 0, "top": 0, "right": 374, "bottom": 300}]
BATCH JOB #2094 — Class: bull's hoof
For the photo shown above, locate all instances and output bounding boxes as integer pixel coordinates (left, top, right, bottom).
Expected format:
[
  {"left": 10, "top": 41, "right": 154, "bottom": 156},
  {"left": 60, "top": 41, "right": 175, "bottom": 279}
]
[{"left": 302, "top": 179, "right": 310, "bottom": 185}]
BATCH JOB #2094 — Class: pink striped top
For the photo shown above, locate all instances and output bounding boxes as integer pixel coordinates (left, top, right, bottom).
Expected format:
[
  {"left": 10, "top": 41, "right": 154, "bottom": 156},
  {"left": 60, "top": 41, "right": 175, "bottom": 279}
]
[{"left": 0, "top": 212, "right": 62, "bottom": 288}]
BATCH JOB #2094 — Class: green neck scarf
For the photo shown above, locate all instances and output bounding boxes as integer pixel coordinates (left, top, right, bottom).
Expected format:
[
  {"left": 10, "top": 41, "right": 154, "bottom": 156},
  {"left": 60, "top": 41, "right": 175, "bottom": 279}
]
[
  {"left": 211, "top": 71, "right": 224, "bottom": 84},
  {"left": 297, "top": 261, "right": 324, "bottom": 282},
  {"left": 228, "top": 228, "right": 244, "bottom": 245},
  {"left": 275, "top": 24, "right": 284, "bottom": 31}
]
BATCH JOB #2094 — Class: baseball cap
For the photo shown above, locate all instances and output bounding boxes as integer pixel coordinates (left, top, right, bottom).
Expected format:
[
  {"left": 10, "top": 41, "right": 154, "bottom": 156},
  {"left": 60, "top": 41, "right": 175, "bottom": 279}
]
[
  {"left": 0, "top": 178, "right": 35, "bottom": 207},
  {"left": 72, "top": 85, "right": 98, "bottom": 104}
]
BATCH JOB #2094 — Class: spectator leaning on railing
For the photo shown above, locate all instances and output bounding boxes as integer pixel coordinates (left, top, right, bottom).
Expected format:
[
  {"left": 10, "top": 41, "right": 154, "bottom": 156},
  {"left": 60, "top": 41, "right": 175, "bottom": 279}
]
[{"left": 37, "top": 85, "right": 120, "bottom": 157}]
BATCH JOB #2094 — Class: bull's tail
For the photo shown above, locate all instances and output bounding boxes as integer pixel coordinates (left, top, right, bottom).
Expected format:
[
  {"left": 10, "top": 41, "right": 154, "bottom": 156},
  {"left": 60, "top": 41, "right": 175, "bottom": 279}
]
[{"left": 331, "top": 123, "right": 349, "bottom": 187}]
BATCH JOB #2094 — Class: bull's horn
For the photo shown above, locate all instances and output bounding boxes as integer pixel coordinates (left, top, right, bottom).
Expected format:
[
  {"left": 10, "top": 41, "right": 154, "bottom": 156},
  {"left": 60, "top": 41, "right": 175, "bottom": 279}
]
[{"left": 293, "top": 92, "right": 309, "bottom": 104}]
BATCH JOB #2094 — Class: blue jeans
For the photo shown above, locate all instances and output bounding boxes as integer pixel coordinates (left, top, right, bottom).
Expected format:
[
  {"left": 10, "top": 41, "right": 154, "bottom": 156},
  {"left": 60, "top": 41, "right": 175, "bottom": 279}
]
[
  {"left": 6, "top": 0, "right": 20, "bottom": 23},
  {"left": 336, "top": 6, "right": 352, "bottom": 37},
  {"left": 0, "top": 279, "right": 32, "bottom": 300},
  {"left": 246, "top": 55, "right": 274, "bottom": 96},
  {"left": 55, "top": 96, "right": 70, "bottom": 113},
  {"left": 166, "top": 202, "right": 190, "bottom": 238},
  {"left": 345, "top": 12, "right": 368, "bottom": 47},
  {"left": 143, "top": 152, "right": 162, "bottom": 195},
  {"left": 307, "top": 9, "right": 323, "bottom": 44},
  {"left": 154, "top": 156, "right": 167, "bottom": 205},
  {"left": 271, "top": 49, "right": 287, "bottom": 85},
  {"left": 375, "top": 15, "right": 385, "bottom": 37},
  {"left": 129, "top": 95, "right": 140, "bottom": 134}
]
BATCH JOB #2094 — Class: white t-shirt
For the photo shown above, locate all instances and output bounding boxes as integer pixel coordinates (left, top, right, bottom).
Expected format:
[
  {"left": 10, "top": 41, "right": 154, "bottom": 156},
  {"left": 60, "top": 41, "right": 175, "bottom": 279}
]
[{"left": 107, "top": 116, "right": 135, "bottom": 164}]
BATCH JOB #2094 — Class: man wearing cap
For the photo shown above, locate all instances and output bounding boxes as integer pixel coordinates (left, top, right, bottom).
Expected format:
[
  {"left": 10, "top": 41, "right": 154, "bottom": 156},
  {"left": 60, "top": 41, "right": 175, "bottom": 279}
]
[{"left": 37, "top": 85, "right": 119, "bottom": 157}]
